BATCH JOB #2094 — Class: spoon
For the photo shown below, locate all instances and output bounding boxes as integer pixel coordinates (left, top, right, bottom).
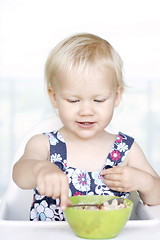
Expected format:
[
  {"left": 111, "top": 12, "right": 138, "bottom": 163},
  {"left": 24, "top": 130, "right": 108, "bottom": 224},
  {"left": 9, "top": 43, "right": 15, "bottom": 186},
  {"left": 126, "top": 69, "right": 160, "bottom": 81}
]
[{"left": 67, "top": 197, "right": 124, "bottom": 208}]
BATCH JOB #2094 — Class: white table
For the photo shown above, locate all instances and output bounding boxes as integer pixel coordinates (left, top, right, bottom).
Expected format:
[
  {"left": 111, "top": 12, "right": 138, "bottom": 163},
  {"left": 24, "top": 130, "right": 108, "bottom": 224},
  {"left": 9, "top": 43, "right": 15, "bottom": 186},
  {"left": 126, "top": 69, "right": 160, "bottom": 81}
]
[{"left": 0, "top": 218, "right": 160, "bottom": 240}]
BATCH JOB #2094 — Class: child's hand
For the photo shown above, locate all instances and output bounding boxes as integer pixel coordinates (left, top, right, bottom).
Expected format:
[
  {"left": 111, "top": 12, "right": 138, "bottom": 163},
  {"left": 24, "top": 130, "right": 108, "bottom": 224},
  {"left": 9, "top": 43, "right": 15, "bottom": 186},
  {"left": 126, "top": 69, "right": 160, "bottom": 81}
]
[
  {"left": 101, "top": 166, "right": 143, "bottom": 193},
  {"left": 35, "top": 161, "right": 70, "bottom": 210}
]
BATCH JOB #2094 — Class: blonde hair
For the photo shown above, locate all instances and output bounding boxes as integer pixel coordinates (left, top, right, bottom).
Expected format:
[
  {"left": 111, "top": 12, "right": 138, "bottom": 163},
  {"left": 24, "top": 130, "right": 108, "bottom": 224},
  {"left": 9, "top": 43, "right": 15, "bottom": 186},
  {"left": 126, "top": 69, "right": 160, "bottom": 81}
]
[{"left": 45, "top": 33, "right": 124, "bottom": 90}]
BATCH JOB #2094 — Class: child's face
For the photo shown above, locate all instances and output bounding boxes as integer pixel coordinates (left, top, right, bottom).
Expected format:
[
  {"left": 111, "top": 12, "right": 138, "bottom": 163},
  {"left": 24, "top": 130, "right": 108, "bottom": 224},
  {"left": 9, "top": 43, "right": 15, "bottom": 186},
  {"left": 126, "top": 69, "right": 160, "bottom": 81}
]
[{"left": 49, "top": 66, "right": 122, "bottom": 140}]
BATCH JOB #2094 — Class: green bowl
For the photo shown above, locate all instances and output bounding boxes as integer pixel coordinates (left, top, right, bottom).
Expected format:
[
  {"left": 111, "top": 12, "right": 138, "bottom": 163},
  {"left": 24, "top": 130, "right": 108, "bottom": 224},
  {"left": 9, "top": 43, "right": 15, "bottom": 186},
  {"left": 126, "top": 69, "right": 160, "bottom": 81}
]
[{"left": 64, "top": 195, "right": 133, "bottom": 239}]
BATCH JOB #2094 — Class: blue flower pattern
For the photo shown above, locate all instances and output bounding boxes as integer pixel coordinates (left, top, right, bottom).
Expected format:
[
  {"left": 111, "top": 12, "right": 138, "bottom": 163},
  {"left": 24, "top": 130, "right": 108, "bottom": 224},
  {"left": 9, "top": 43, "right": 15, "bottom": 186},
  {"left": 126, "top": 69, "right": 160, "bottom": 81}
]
[{"left": 30, "top": 131, "right": 134, "bottom": 221}]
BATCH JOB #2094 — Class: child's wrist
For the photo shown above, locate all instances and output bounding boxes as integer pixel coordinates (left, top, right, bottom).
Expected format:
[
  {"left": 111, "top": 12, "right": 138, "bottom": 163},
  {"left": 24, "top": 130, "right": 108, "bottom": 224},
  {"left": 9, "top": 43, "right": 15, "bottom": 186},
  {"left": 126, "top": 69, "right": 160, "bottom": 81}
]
[{"left": 138, "top": 171, "right": 153, "bottom": 196}]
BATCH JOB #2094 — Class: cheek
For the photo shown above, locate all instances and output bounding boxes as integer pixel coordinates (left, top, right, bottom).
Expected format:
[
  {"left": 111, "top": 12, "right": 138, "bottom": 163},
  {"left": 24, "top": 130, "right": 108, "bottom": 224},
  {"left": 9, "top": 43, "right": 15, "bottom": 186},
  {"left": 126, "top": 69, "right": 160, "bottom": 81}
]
[
  {"left": 58, "top": 105, "right": 74, "bottom": 122},
  {"left": 100, "top": 104, "right": 114, "bottom": 121},
  {"left": 100, "top": 102, "right": 114, "bottom": 114}
]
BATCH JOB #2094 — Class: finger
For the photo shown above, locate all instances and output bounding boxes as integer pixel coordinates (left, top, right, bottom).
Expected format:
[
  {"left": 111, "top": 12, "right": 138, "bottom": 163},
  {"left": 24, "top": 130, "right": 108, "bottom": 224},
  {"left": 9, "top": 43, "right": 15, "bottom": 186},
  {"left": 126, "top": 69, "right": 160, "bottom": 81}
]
[
  {"left": 51, "top": 183, "right": 61, "bottom": 199},
  {"left": 103, "top": 172, "right": 121, "bottom": 181},
  {"left": 46, "top": 186, "right": 56, "bottom": 197},
  {"left": 60, "top": 177, "right": 69, "bottom": 210},
  {"left": 104, "top": 179, "right": 124, "bottom": 192},
  {"left": 104, "top": 179, "right": 120, "bottom": 187},
  {"left": 37, "top": 177, "right": 46, "bottom": 196},
  {"left": 101, "top": 166, "right": 123, "bottom": 176},
  {"left": 67, "top": 198, "right": 72, "bottom": 206},
  {"left": 109, "top": 186, "right": 124, "bottom": 192}
]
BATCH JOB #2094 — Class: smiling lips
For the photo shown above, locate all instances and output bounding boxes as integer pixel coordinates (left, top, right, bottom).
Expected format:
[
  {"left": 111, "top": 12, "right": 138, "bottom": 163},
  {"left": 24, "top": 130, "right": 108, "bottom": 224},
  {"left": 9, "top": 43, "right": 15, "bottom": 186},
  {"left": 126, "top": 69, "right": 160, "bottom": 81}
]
[{"left": 77, "top": 121, "right": 96, "bottom": 128}]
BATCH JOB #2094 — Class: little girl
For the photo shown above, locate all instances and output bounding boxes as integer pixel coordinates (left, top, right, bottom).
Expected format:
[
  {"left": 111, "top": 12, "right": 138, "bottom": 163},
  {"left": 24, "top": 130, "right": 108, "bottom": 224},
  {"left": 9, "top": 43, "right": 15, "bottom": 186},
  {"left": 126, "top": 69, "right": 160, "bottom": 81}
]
[{"left": 13, "top": 33, "right": 160, "bottom": 221}]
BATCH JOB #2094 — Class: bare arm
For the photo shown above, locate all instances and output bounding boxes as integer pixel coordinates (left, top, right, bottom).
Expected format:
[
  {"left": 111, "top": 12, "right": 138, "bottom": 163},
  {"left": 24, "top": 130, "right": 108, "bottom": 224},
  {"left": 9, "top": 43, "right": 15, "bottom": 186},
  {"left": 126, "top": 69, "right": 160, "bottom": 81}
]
[
  {"left": 13, "top": 134, "right": 50, "bottom": 188},
  {"left": 12, "top": 134, "right": 70, "bottom": 209},
  {"left": 101, "top": 142, "right": 160, "bottom": 205}
]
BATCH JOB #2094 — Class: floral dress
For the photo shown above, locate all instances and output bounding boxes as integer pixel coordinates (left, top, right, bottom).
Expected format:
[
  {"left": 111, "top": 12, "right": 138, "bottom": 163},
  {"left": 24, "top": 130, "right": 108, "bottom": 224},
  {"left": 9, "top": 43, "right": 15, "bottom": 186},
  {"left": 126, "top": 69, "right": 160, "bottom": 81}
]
[{"left": 30, "top": 131, "right": 134, "bottom": 221}]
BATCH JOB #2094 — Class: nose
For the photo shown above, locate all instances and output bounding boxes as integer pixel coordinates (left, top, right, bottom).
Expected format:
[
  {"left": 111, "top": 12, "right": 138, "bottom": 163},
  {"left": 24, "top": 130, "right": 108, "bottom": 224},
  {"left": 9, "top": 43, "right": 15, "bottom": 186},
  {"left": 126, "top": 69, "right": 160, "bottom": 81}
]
[{"left": 78, "top": 101, "right": 94, "bottom": 116}]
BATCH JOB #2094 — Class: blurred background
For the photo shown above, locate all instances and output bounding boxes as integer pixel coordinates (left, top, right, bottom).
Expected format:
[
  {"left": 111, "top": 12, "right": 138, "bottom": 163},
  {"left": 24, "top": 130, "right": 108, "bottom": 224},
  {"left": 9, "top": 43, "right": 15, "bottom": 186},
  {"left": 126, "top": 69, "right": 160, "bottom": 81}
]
[{"left": 0, "top": 0, "right": 160, "bottom": 197}]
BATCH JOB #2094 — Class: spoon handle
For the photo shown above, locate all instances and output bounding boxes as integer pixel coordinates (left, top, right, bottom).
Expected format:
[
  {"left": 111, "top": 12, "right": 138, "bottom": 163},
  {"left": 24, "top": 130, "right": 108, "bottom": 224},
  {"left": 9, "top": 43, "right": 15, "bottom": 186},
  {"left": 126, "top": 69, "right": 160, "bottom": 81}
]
[{"left": 68, "top": 203, "right": 103, "bottom": 208}]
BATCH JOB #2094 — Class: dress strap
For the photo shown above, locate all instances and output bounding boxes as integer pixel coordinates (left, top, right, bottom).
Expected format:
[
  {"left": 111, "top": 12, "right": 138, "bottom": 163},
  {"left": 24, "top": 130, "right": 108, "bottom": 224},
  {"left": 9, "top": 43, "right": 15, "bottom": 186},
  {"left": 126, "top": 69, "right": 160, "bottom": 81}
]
[
  {"left": 106, "top": 132, "right": 134, "bottom": 166},
  {"left": 43, "top": 131, "right": 67, "bottom": 171}
]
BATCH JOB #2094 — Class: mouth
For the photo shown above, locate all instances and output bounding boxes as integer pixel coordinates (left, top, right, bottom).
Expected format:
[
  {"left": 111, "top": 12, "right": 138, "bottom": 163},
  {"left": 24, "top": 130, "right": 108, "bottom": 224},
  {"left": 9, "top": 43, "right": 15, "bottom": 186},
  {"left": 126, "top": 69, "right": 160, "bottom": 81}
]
[{"left": 77, "top": 121, "right": 96, "bottom": 128}]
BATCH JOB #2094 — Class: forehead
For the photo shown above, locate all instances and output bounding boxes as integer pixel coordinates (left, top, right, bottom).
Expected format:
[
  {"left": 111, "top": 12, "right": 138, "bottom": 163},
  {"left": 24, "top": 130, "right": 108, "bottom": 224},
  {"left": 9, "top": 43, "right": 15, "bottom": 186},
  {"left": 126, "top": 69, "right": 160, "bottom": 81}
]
[{"left": 57, "top": 64, "right": 116, "bottom": 91}]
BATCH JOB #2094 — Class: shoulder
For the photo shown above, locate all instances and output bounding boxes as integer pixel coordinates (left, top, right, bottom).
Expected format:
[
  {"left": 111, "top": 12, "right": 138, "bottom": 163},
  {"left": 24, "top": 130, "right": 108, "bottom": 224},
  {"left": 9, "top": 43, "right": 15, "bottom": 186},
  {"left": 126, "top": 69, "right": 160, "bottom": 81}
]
[
  {"left": 26, "top": 134, "right": 49, "bottom": 147},
  {"left": 124, "top": 140, "right": 159, "bottom": 177},
  {"left": 125, "top": 140, "right": 146, "bottom": 167},
  {"left": 23, "top": 134, "right": 50, "bottom": 160}
]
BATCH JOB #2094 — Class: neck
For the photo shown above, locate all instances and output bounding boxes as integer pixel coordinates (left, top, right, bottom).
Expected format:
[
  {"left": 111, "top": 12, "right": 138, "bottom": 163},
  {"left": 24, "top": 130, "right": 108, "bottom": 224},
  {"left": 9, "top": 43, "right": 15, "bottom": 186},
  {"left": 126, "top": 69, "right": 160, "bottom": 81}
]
[{"left": 59, "top": 127, "right": 109, "bottom": 144}]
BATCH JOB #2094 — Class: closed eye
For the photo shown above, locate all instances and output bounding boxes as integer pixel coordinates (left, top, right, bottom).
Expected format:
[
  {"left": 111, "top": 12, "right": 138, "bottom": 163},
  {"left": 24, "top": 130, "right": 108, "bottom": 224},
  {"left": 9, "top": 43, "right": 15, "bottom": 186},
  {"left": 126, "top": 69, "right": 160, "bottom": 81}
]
[
  {"left": 67, "top": 99, "right": 79, "bottom": 103},
  {"left": 94, "top": 99, "right": 106, "bottom": 103}
]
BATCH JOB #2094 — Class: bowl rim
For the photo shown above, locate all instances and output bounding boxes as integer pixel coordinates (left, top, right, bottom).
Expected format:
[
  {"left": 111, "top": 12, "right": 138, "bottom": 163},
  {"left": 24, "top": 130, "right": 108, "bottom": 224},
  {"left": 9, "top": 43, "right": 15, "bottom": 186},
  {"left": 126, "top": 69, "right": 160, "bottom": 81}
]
[{"left": 66, "top": 195, "right": 133, "bottom": 212}]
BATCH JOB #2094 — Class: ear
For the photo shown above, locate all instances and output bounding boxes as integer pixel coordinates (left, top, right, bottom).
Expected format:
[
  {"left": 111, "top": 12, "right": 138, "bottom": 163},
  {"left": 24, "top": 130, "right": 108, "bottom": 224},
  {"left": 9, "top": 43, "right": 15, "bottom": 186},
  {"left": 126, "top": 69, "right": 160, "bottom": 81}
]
[
  {"left": 48, "top": 86, "right": 58, "bottom": 108},
  {"left": 114, "top": 87, "right": 123, "bottom": 107}
]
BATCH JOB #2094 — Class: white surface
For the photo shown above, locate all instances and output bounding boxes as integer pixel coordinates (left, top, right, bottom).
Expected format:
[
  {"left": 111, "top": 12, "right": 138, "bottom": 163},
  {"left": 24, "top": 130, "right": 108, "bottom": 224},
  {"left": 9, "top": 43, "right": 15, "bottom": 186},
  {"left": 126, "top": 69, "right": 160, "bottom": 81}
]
[
  {"left": 146, "top": 205, "right": 160, "bottom": 219},
  {"left": 0, "top": 220, "right": 160, "bottom": 240}
]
